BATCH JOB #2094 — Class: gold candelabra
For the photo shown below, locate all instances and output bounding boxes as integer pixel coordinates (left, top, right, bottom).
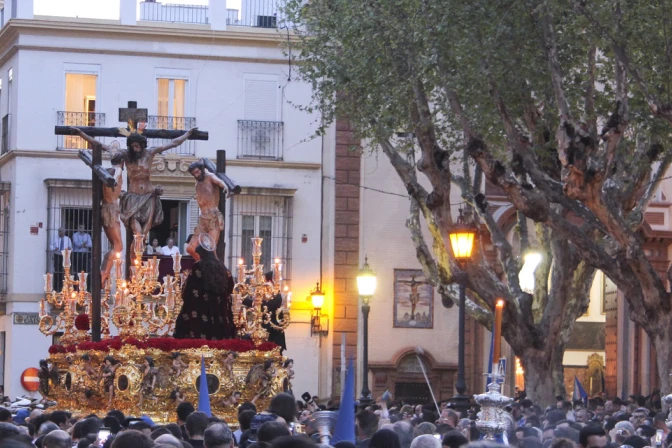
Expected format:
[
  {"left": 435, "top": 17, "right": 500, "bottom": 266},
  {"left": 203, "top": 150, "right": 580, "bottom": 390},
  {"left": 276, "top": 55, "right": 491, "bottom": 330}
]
[
  {"left": 39, "top": 248, "right": 93, "bottom": 345},
  {"left": 110, "top": 234, "right": 184, "bottom": 339},
  {"left": 232, "top": 237, "right": 291, "bottom": 346}
]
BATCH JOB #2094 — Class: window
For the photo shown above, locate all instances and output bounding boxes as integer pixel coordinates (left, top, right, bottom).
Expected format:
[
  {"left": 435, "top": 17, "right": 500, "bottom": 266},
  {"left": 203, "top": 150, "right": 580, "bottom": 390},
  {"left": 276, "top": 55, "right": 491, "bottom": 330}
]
[
  {"left": 239, "top": 74, "right": 283, "bottom": 159},
  {"left": 157, "top": 78, "right": 186, "bottom": 120},
  {"left": 62, "top": 73, "right": 99, "bottom": 149},
  {"left": 46, "top": 181, "right": 106, "bottom": 292},
  {"left": 228, "top": 193, "right": 293, "bottom": 283},
  {"left": 243, "top": 74, "right": 279, "bottom": 121}
]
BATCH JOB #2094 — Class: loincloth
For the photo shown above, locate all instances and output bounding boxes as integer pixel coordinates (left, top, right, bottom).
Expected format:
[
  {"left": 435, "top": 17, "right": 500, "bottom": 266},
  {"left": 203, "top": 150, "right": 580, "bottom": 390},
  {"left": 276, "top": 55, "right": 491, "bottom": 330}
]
[
  {"left": 120, "top": 192, "right": 164, "bottom": 228},
  {"left": 195, "top": 209, "right": 224, "bottom": 234},
  {"left": 101, "top": 203, "right": 120, "bottom": 228}
]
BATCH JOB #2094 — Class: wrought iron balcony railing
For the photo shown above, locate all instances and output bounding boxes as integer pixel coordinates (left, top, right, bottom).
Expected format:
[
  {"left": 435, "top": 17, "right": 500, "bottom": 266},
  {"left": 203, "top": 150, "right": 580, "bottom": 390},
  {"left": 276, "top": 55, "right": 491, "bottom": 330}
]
[
  {"left": 139, "top": 1, "right": 209, "bottom": 24},
  {"left": 227, "top": 0, "right": 280, "bottom": 27},
  {"left": 147, "top": 115, "right": 196, "bottom": 155},
  {"left": 237, "top": 120, "right": 283, "bottom": 160},
  {"left": 56, "top": 111, "right": 106, "bottom": 150}
]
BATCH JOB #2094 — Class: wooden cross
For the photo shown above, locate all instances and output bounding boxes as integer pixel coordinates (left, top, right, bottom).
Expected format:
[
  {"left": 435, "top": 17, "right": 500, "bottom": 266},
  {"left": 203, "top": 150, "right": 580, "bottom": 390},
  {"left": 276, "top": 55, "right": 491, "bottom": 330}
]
[{"left": 54, "top": 101, "right": 211, "bottom": 341}]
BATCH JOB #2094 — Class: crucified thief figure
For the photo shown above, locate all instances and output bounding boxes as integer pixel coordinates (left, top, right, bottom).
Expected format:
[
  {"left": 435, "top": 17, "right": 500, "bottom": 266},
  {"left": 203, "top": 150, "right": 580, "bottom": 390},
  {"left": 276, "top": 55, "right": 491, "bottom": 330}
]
[
  {"left": 100, "top": 156, "right": 124, "bottom": 288},
  {"left": 186, "top": 160, "right": 229, "bottom": 261},
  {"left": 72, "top": 126, "right": 197, "bottom": 237}
]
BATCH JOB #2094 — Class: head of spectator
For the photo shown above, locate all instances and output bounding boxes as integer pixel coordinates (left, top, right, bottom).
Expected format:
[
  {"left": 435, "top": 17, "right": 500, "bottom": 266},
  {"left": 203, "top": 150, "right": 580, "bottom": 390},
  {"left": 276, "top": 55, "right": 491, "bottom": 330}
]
[
  {"left": 549, "top": 439, "right": 576, "bottom": 448},
  {"left": 177, "top": 402, "right": 195, "bottom": 425},
  {"left": 393, "top": 420, "right": 414, "bottom": 448},
  {"left": 49, "top": 411, "right": 72, "bottom": 431},
  {"left": 579, "top": 425, "right": 607, "bottom": 448},
  {"left": 411, "top": 434, "right": 441, "bottom": 448},
  {"left": 38, "top": 422, "right": 60, "bottom": 436},
  {"left": 13, "top": 409, "right": 30, "bottom": 425},
  {"left": 630, "top": 408, "right": 649, "bottom": 429},
  {"left": 186, "top": 411, "right": 209, "bottom": 441},
  {"left": 370, "top": 428, "right": 401, "bottom": 448},
  {"left": 554, "top": 427, "right": 580, "bottom": 444},
  {"left": 439, "top": 410, "right": 458, "bottom": 428},
  {"left": 268, "top": 393, "right": 297, "bottom": 425},
  {"left": 269, "top": 435, "right": 317, "bottom": 448},
  {"left": 111, "top": 429, "right": 155, "bottom": 448},
  {"left": 414, "top": 422, "right": 437, "bottom": 438},
  {"left": 0, "top": 407, "right": 11, "bottom": 423},
  {"left": 154, "top": 434, "right": 183, "bottom": 448},
  {"left": 257, "top": 421, "right": 289, "bottom": 444},
  {"left": 43, "top": 429, "right": 72, "bottom": 448},
  {"left": 166, "top": 238, "right": 175, "bottom": 249},
  {"left": 442, "top": 430, "right": 469, "bottom": 448},
  {"left": 356, "top": 410, "right": 379, "bottom": 441},
  {"left": 0, "top": 422, "right": 21, "bottom": 439},
  {"left": 621, "top": 435, "right": 649, "bottom": 448},
  {"left": 203, "top": 423, "right": 233, "bottom": 448}
]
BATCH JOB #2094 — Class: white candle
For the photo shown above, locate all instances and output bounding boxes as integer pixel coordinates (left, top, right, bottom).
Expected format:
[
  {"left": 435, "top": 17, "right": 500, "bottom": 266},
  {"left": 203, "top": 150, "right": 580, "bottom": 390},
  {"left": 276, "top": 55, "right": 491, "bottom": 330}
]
[{"left": 43, "top": 273, "right": 53, "bottom": 293}]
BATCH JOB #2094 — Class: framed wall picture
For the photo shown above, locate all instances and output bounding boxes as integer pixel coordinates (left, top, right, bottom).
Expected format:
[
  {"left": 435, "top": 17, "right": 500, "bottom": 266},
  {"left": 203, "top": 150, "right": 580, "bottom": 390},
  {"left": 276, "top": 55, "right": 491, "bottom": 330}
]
[{"left": 393, "top": 269, "right": 433, "bottom": 329}]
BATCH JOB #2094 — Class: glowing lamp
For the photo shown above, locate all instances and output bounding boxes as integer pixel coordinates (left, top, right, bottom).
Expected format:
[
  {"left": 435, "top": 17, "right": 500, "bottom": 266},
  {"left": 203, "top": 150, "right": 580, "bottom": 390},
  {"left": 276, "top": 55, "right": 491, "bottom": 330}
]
[
  {"left": 310, "top": 282, "right": 325, "bottom": 310},
  {"left": 356, "top": 257, "right": 377, "bottom": 299}
]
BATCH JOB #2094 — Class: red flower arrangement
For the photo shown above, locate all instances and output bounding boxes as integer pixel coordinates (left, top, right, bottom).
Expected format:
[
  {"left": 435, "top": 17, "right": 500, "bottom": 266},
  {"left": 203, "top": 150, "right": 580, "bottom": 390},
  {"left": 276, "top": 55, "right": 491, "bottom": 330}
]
[
  {"left": 49, "top": 337, "right": 277, "bottom": 355},
  {"left": 74, "top": 314, "right": 90, "bottom": 331}
]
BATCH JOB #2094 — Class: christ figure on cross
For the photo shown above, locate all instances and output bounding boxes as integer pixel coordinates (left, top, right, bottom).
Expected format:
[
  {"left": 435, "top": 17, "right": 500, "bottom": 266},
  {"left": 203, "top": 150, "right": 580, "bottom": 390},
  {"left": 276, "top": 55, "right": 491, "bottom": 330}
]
[
  {"left": 399, "top": 276, "right": 428, "bottom": 321},
  {"left": 72, "top": 126, "right": 198, "bottom": 237}
]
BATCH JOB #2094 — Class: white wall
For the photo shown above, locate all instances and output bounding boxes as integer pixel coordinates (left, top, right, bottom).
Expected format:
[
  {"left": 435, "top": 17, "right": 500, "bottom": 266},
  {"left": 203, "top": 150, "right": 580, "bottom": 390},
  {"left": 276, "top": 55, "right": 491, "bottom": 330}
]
[{"left": 359, "top": 150, "right": 461, "bottom": 370}]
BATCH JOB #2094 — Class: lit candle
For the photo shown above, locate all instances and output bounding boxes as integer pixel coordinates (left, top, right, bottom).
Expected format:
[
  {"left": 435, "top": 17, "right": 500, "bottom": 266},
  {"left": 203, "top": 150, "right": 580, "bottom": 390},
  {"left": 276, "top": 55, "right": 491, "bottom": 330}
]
[
  {"left": 70, "top": 292, "right": 77, "bottom": 314},
  {"left": 39, "top": 299, "right": 46, "bottom": 317},
  {"left": 238, "top": 259, "right": 245, "bottom": 284},
  {"left": 172, "top": 252, "right": 182, "bottom": 273},
  {"left": 493, "top": 299, "right": 504, "bottom": 373},
  {"left": 273, "top": 259, "right": 280, "bottom": 283},
  {"left": 62, "top": 248, "right": 71, "bottom": 268},
  {"left": 78, "top": 272, "right": 87, "bottom": 291},
  {"left": 43, "top": 273, "right": 53, "bottom": 293}
]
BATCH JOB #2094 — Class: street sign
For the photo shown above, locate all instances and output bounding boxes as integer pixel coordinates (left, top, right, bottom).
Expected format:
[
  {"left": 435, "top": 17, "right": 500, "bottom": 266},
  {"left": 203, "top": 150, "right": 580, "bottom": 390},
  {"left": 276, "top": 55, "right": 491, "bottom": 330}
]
[{"left": 20, "top": 367, "right": 40, "bottom": 392}]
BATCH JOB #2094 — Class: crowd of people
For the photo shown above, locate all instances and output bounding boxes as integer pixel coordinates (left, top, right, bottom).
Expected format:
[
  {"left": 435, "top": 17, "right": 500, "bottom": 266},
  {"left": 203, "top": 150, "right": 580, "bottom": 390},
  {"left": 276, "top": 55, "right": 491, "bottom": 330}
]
[
  {"left": 145, "top": 236, "right": 193, "bottom": 257},
  {"left": 0, "top": 389, "right": 669, "bottom": 448}
]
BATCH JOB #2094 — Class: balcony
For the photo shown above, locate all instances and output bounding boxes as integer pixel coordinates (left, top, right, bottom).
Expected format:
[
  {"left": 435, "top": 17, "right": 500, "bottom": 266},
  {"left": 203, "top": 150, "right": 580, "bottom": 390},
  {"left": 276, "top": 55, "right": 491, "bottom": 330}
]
[
  {"left": 139, "top": 1, "right": 209, "bottom": 24},
  {"left": 56, "top": 111, "right": 106, "bottom": 150},
  {"left": 137, "top": 0, "right": 283, "bottom": 28},
  {"left": 147, "top": 115, "right": 196, "bottom": 155},
  {"left": 237, "top": 120, "right": 283, "bottom": 160}
]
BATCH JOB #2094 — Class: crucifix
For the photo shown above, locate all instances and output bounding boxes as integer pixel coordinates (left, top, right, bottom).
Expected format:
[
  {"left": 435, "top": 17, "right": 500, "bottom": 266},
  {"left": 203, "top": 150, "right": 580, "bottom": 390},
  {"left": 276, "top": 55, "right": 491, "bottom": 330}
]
[{"left": 55, "top": 101, "right": 209, "bottom": 342}]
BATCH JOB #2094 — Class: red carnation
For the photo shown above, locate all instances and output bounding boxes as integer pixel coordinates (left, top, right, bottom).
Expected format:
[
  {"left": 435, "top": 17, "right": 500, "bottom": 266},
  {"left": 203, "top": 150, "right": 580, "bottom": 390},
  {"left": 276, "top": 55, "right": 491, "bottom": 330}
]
[{"left": 75, "top": 314, "right": 90, "bottom": 331}]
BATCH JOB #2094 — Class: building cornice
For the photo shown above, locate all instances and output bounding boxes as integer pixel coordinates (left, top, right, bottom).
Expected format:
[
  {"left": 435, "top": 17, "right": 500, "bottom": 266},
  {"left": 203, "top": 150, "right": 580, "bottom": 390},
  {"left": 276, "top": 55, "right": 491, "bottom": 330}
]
[{"left": 0, "top": 150, "right": 321, "bottom": 171}]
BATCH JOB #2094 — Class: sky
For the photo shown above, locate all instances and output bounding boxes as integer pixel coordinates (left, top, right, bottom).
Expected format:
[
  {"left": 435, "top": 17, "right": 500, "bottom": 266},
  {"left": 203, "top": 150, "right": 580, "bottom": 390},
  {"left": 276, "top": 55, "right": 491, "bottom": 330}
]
[{"left": 33, "top": 0, "right": 242, "bottom": 20}]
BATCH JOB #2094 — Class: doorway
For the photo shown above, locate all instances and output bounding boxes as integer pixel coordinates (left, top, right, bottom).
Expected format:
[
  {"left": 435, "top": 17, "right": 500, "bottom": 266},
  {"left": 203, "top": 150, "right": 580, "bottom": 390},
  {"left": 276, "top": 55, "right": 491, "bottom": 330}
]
[{"left": 149, "top": 200, "right": 189, "bottom": 251}]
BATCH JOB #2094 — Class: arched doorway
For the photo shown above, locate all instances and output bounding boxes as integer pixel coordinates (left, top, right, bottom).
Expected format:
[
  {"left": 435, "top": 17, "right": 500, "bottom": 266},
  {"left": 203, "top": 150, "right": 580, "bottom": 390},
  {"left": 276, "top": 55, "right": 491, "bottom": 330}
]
[{"left": 369, "top": 349, "right": 457, "bottom": 404}]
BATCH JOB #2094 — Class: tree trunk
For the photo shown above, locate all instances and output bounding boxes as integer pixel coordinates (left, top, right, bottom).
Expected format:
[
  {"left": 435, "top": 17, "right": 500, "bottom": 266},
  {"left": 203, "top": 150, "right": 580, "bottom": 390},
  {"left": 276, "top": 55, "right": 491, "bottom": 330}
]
[
  {"left": 653, "top": 325, "right": 672, "bottom": 397},
  {"left": 522, "top": 348, "right": 561, "bottom": 407}
]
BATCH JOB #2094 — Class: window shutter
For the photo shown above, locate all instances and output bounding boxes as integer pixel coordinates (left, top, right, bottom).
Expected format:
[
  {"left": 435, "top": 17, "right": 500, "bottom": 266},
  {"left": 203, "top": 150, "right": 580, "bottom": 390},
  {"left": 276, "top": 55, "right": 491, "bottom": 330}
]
[
  {"left": 244, "top": 79, "right": 278, "bottom": 121},
  {"left": 188, "top": 200, "right": 199, "bottom": 234}
]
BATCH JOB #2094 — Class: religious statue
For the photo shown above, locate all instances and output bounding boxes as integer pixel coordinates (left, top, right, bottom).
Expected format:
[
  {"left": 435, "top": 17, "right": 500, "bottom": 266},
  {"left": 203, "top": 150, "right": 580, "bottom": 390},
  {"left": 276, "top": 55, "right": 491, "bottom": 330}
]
[
  {"left": 72, "top": 125, "right": 198, "bottom": 236},
  {"left": 186, "top": 160, "right": 229, "bottom": 261},
  {"left": 38, "top": 359, "right": 50, "bottom": 396},
  {"left": 101, "top": 159, "right": 124, "bottom": 288},
  {"left": 399, "top": 276, "right": 428, "bottom": 321},
  {"left": 138, "top": 356, "right": 159, "bottom": 408},
  {"left": 80, "top": 354, "right": 97, "bottom": 380},
  {"left": 221, "top": 351, "right": 238, "bottom": 378},
  {"left": 170, "top": 352, "right": 188, "bottom": 378},
  {"left": 101, "top": 355, "right": 120, "bottom": 408},
  {"left": 245, "top": 360, "right": 276, "bottom": 397}
]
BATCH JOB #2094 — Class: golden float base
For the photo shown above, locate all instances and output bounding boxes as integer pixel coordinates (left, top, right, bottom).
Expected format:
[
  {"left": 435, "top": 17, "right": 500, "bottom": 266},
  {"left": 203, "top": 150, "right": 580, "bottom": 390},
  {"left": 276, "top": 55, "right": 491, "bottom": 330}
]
[{"left": 44, "top": 342, "right": 290, "bottom": 424}]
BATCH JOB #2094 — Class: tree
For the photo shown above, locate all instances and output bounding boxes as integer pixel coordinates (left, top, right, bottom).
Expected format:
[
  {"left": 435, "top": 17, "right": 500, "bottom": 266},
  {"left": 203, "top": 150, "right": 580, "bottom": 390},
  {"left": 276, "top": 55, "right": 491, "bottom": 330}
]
[{"left": 284, "top": 0, "right": 672, "bottom": 404}]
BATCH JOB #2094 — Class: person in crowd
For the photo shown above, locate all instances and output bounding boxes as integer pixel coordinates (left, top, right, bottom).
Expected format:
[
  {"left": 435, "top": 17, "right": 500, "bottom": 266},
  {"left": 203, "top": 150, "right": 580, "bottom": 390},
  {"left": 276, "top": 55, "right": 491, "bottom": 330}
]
[
  {"left": 203, "top": 423, "right": 234, "bottom": 448},
  {"left": 257, "top": 421, "right": 291, "bottom": 444},
  {"left": 185, "top": 411, "right": 210, "bottom": 447},
  {"left": 176, "top": 401, "right": 195, "bottom": 440},
  {"left": 43, "top": 430, "right": 71, "bottom": 448},
  {"left": 356, "top": 410, "right": 379, "bottom": 448},
  {"left": 578, "top": 426, "right": 607, "bottom": 448},
  {"left": 50, "top": 227, "right": 72, "bottom": 291},
  {"left": 441, "top": 430, "right": 468, "bottom": 448},
  {"left": 110, "top": 429, "right": 155, "bottom": 448},
  {"left": 72, "top": 223, "right": 92, "bottom": 279},
  {"left": 146, "top": 238, "right": 162, "bottom": 255},
  {"left": 370, "top": 428, "right": 401, "bottom": 448},
  {"left": 410, "top": 434, "right": 441, "bottom": 448},
  {"left": 173, "top": 244, "right": 235, "bottom": 340},
  {"left": 235, "top": 410, "right": 256, "bottom": 445},
  {"left": 162, "top": 238, "right": 180, "bottom": 256}
]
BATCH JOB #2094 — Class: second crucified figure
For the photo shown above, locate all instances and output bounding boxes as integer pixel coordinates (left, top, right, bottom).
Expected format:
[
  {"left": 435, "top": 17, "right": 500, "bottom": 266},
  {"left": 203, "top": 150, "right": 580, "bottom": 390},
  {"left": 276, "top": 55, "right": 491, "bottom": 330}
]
[{"left": 72, "top": 126, "right": 198, "bottom": 237}]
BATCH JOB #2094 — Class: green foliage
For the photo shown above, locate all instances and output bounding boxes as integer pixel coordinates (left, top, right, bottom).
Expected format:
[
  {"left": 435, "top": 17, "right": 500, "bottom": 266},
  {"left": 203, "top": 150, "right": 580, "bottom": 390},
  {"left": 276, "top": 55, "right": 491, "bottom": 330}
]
[{"left": 283, "top": 0, "right": 672, "bottom": 165}]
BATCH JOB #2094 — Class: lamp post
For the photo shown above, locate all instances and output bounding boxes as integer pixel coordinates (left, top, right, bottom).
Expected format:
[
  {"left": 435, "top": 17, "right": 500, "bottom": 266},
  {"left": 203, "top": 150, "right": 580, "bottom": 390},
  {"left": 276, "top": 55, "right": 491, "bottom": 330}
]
[
  {"left": 448, "top": 210, "right": 477, "bottom": 416},
  {"left": 357, "top": 257, "right": 377, "bottom": 405}
]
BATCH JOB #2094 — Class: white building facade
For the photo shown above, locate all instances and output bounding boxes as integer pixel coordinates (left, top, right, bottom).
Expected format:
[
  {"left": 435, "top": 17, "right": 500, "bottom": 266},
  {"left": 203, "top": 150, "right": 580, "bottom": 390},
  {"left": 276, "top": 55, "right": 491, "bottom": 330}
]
[{"left": 0, "top": 0, "right": 333, "bottom": 400}]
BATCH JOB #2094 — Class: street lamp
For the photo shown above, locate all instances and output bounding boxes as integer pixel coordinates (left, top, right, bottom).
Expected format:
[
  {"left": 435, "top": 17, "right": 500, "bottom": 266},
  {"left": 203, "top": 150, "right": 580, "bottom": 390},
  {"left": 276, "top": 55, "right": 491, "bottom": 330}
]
[
  {"left": 448, "top": 210, "right": 477, "bottom": 416},
  {"left": 310, "top": 282, "right": 328, "bottom": 337},
  {"left": 357, "top": 256, "right": 376, "bottom": 404}
]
